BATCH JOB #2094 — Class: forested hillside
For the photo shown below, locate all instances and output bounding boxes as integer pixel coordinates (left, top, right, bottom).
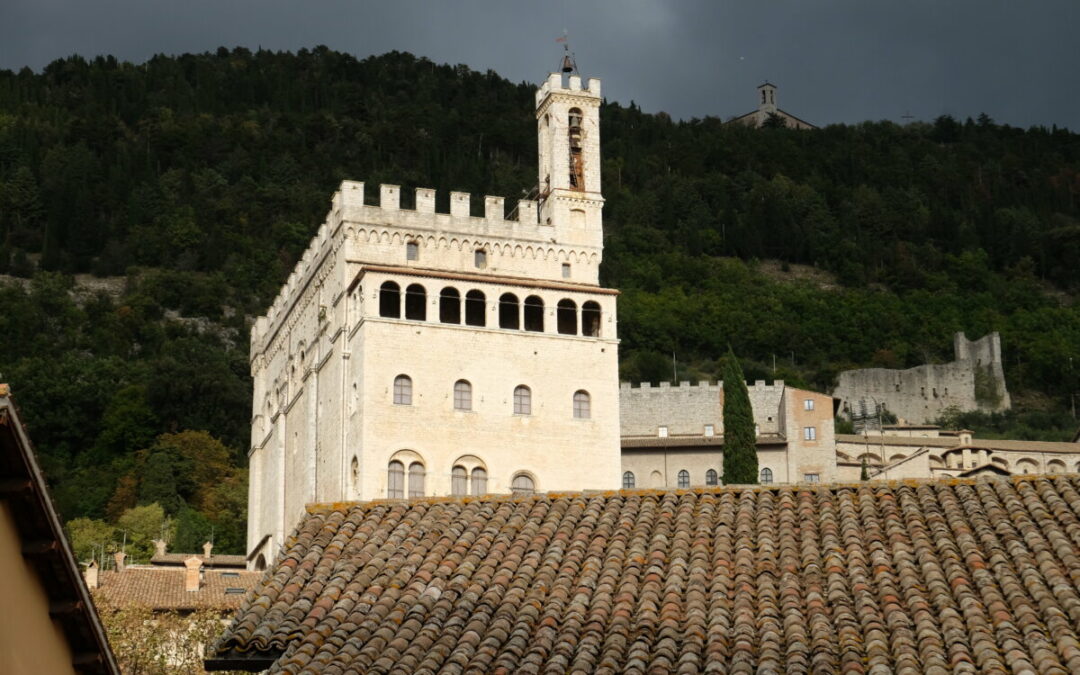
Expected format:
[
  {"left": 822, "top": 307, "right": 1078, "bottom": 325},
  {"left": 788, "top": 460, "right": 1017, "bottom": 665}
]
[{"left": 2, "top": 48, "right": 1079, "bottom": 554}]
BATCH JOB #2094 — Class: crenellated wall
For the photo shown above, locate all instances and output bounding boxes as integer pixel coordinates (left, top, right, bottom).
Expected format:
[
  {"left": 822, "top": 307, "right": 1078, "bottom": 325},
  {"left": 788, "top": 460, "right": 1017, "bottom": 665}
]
[{"left": 619, "top": 380, "right": 788, "bottom": 437}]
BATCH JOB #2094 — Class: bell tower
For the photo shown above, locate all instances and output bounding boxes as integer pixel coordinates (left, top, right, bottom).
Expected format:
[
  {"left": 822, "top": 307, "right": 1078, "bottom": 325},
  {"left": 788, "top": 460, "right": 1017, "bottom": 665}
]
[{"left": 535, "top": 69, "right": 604, "bottom": 252}]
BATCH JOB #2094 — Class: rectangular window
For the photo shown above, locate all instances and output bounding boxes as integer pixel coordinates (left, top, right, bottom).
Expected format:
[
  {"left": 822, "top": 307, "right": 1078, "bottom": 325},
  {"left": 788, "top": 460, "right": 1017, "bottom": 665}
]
[
  {"left": 804, "top": 399, "right": 814, "bottom": 411},
  {"left": 474, "top": 249, "right": 487, "bottom": 269},
  {"left": 406, "top": 241, "right": 419, "bottom": 261},
  {"left": 561, "top": 263, "right": 571, "bottom": 278},
  {"left": 803, "top": 473, "right": 820, "bottom": 483},
  {"left": 704, "top": 424, "right": 714, "bottom": 437},
  {"left": 658, "top": 426, "right": 668, "bottom": 438},
  {"left": 803, "top": 426, "right": 817, "bottom": 441}
]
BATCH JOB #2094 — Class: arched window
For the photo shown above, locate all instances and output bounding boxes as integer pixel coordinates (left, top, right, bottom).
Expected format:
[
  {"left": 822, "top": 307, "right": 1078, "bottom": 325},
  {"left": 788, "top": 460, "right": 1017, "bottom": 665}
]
[
  {"left": 406, "top": 240, "right": 419, "bottom": 261},
  {"left": 471, "top": 467, "right": 487, "bottom": 495},
  {"left": 706, "top": 469, "right": 718, "bottom": 486},
  {"left": 568, "top": 108, "right": 584, "bottom": 189},
  {"left": 408, "top": 462, "right": 425, "bottom": 498},
  {"left": 514, "top": 385, "right": 531, "bottom": 415},
  {"left": 439, "top": 287, "right": 461, "bottom": 324},
  {"left": 557, "top": 299, "right": 578, "bottom": 335},
  {"left": 677, "top": 470, "right": 690, "bottom": 489},
  {"left": 451, "top": 465, "right": 467, "bottom": 496},
  {"left": 379, "top": 281, "right": 400, "bottom": 318},
  {"left": 573, "top": 390, "right": 591, "bottom": 419},
  {"left": 582, "top": 301, "right": 601, "bottom": 337},
  {"left": 454, "top": 380, "right": 472, "bottom": 411},
  {"left": 350, "top": 456, "right": 359, "bottom": 493},
  {"left": 465, "top": 290, "right": 486, "bottom": 326},
  {"left": 760, "top": 468, "right": 773, "bottom": 485},
  {"left": 499, "top": 293, "right": 520, "bottom": 329},
  {"left": 393, "top": 375, "right": 412, "bottom": 405},
  {"left": 388, "top": 460, "right": 404, "bottom": 498},
  {"left": 623, "top": 471, "right": 635, "bottom": 489},
  {"left": 511, "top": 473, "right": 535, "bottom": 496},
  {"left": 523, "top": 295, "right": 544, "bottom": 332},
  {"left": 254, "top": 554, "right": 266, "bottom": 572},
  {"left": 405, "top": 283, "right": 427, "bottom": 320}
]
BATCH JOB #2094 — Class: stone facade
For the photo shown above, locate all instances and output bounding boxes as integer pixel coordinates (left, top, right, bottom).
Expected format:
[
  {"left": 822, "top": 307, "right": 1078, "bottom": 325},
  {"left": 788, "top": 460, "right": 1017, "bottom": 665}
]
[
  {"left": 619, "top": 381, "right": 836, "bottom": 487},
  {"left": 835, "top": 430, "right": 1080, "bottom": 482},
  {"left": 833, "top": 332, "right": 1011, "bottom": 424},
  {"left": 728, "top": 82, "right": 817, "bottom": 130},
  {"left": 246, "top": 71, "right": 620, "bottom": 565}
]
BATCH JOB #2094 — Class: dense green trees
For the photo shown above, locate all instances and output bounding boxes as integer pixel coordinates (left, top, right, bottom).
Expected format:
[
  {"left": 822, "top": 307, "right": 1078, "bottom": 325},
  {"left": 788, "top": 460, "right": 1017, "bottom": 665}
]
[
  {"left": 722, "top": 350, "right": 758, "bottom": 484},
  {"left": 0, "top": 48, "right": 1078, "bottom": 546}
]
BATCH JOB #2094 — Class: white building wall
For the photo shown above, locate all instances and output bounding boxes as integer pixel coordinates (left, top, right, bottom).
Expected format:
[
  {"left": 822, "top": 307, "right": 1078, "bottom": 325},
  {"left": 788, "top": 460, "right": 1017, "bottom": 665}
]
[{"left": 246, "top": 70, "right": 619, "bottom": 564}]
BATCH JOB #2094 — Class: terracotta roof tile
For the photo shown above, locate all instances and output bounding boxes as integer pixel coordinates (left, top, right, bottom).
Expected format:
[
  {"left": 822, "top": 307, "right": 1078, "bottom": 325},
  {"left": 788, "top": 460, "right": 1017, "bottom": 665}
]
[
  {"left": 93, "top": 567, "right": 262, "bottom": 611},
  {"left": 209, "top": 477, "right": 1080, "bottom": 673}
]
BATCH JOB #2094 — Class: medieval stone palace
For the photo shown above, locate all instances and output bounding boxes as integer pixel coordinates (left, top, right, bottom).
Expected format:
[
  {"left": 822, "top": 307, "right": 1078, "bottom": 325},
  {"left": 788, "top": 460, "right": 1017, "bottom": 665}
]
[{"left": 245, "top": 71, "right": 621, "bottom": 566}]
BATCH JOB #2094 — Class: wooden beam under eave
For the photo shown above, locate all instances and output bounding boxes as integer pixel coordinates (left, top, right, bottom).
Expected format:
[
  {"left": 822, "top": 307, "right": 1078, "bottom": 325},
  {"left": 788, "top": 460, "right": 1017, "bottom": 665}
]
[
  {"left": 22, "top": 538, "right": 59, "bottom": 556},
  {"left": 50, "top": 599, "right": 85, "bottom": 616},
  {"left": 0, "top": 477, "right": 32, "bottom": 495}
]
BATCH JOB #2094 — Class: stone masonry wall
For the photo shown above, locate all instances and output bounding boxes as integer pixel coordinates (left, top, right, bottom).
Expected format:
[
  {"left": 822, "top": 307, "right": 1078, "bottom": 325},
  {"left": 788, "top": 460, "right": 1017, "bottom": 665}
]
[{"left": 832, "top": 332, "right": 1010, "bottom": 424}]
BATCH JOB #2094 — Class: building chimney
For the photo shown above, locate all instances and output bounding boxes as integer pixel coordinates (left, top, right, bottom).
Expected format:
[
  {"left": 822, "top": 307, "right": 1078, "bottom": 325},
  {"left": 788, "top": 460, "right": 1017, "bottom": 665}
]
[
  {"left": 202, "top": 541, "right": 213, "bottom": 560},
  {"left": 84, "top": 560, "right": 99, "bottom": 590},
  {"left": 114, "top": 551, "right": 126, "bottom": 573},
  {"left": 184, "top": 556, "right": 203, "bottom": 592},
  {"left": 153, "top": 539, "right": 167, "bottom": 558}
]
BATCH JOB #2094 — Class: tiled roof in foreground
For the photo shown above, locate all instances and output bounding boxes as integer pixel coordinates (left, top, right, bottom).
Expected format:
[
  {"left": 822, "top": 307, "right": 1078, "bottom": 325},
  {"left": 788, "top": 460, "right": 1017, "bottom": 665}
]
[{"left": 210, "top": 477, "right": 1080, "bottom": 674}]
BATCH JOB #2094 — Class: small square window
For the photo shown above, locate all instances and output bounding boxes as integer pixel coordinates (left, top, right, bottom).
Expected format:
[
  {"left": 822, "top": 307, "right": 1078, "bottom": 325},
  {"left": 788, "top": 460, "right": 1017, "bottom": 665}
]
[
  {"left": 803, "top": 473, "right": 820, "bottom": 483},
  {"left": 406, "top": 241, "right": 419, "bottom": 261},
  {"left": 704, "top": 424, "right": 714, "bottom": 437},
  {"left": 561, "top": 263, "right": 571, "bottom": 278},
  {"left": 474, "top": 249, "right": 487, "bottom": 269},
  {"left": 658, "top": 426, "right": 668, "bottom": 438},
  {"left": 803, "top": 426, "right": 817, "bottom": 441},
  {"left": 804, "top": 399, "right": 814, "bottom": 411}
]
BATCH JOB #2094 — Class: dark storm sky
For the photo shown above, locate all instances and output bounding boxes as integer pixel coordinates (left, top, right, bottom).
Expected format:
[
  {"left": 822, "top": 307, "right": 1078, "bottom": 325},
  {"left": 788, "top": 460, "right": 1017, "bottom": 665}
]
[{"left": 2, "top": 0, "right": 1077, "bottom": 129}]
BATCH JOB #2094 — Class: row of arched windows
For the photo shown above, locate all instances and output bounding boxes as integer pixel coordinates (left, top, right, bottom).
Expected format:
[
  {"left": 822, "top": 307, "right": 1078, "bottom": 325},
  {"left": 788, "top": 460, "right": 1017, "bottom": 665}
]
[
  {"left": 621, "top": 467, "right": 774, "bottom": 489},
  {"left": 387, "top": 460, "right": 535, "bottom": 498},
  {"left": 393, "top": 374, "right": 591, "bottom": 418},
  {"left": 378, "top": 282, "right": 602, "bottom": 337}
]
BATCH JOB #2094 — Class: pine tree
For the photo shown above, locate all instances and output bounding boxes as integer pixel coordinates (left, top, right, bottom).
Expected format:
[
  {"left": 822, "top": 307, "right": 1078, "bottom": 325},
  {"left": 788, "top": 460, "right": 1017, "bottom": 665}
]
[{"left": 722, "top": 348, "right": 758, "bottom": 484}]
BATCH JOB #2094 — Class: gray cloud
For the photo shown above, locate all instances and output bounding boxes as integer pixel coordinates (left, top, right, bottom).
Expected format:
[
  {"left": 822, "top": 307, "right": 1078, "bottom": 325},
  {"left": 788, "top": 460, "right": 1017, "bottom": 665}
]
[{"left": 1, "top": 0, "right": 1077, "bottom": 129}]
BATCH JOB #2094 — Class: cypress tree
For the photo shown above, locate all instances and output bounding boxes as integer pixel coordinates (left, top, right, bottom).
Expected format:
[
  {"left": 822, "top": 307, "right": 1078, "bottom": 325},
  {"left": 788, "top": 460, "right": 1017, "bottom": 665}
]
[
  {"left": 722, "top": 348, "right": 758, "bottom": 484},
  {"left": 860, "top": 457, "right": 869, "bottom": 481}
]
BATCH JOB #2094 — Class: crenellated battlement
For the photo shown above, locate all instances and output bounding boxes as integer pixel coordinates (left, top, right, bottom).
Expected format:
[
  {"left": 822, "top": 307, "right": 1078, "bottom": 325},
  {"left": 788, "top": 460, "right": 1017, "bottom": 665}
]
[
  {"left": 253, "top": 177, "right": 604, "bottom": 353},
  {"left": 330, "top": 181, "right": 542, "bottom": 233},
  {"left": 535, "top": 72, "right": 602, "bottom": 108},
  {"left": 620, "top": 380, "right": 786, "bottom": 393}
]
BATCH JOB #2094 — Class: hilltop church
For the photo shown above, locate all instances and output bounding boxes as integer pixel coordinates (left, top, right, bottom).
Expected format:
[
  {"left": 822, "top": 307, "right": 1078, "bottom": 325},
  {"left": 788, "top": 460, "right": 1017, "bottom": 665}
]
[{"left": 245, "top": 69, "right": 622, "bottom": 567}]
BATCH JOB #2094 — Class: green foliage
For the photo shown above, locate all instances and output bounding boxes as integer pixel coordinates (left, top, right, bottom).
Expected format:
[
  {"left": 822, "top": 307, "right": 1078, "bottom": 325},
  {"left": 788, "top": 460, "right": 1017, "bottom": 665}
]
[
  {"left": 934, "top": 405, "right": 1076, "bottom": 441},
  {"left": 116, "top": 503, "right": 172, "bottom": 563},
  {"left": 835, "top": 416, "right": 855, "bottom": 435},
  {"left": 66, "top": 517, "right": 117, "bottom": 564},
  {"left": 173, "top": 506, "right": 213, "bottom": 553},
  {"left": 860, "top": 457, "right": 870, "bottom": 481},
  {"left": 722, "top": 349, "right": 758, "bottom": 484}
]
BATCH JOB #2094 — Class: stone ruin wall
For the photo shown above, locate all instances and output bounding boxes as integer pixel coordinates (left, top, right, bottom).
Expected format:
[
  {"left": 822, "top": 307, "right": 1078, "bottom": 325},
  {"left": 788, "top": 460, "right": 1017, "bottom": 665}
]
[{"left": 832, "top": 332, "right": 1011, "bottom": 424}]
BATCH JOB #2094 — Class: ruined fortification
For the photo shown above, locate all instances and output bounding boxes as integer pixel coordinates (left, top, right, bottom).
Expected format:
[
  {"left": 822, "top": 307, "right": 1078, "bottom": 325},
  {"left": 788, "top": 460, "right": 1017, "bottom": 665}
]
[{"left": 832, "top": 332, "right": 1011, "bottom": 424}]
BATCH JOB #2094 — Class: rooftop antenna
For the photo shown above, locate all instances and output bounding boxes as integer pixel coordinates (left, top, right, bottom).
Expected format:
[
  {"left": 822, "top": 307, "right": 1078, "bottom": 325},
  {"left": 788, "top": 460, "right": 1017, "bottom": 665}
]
[
  {"left": 901, "top": 110, "right": 914, "bottom": 123},
  {"left": 556, "top": 30, "right": 577, "bottom": 74}
]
